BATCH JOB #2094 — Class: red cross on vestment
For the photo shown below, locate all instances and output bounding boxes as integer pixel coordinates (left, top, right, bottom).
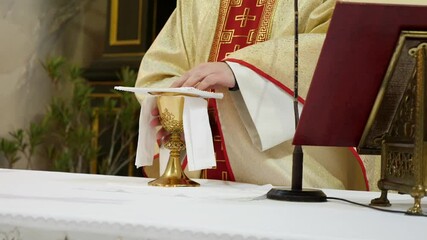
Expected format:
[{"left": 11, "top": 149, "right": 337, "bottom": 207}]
[{"left": 204, "top": 0, "right": 276, "bottom": 181}]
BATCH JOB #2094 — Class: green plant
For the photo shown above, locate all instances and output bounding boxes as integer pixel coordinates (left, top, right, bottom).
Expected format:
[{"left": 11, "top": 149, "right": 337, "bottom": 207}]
[
  {"left": 96, "top": 67, "right": 139, "bottom": 175},
  {"left": 41, "top": 57, "right": 97, "bottom": 173},
  {"left": 0, "top": 57, "right": 139, "bottom": 175},
  {"left": 10, "top": 122, "right": 46, "bottom": 169},
  {"left": 0, "top": 138, "right": 20, "bottom": 168},
  {"left": 0, "top": 121, "right": 46, "bottom": 169}
]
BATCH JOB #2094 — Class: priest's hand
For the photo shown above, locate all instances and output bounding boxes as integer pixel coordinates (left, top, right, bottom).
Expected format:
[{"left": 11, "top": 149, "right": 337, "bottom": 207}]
[{"left": 170, "top": 62, "right": 236, "bottom": 90}]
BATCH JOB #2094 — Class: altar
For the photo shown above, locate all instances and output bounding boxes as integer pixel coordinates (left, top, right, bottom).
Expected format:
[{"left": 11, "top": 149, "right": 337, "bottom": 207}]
[{"left": 0, "top": 169, "right": 425, "bottom": 240}]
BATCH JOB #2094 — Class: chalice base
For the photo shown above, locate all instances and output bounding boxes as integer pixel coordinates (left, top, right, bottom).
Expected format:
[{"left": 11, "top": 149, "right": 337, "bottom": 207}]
[
  {"left": 148, "top": 174, "right": 200, "bottom": 187},
  {"left": 147, "top": 150, "right": 200, "bottom": 187}
]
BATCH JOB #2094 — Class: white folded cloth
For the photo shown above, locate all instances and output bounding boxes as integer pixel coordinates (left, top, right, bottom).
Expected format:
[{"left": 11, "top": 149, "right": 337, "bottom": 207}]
[
  {"left": 135, "top": 96, "right": 157, "bottom": 168},
  {"left": 183, "top": 97, "right": 216, "bottom": 170},
  {"left": 114, "top": 86, "right": 223, "bottom": 99}
]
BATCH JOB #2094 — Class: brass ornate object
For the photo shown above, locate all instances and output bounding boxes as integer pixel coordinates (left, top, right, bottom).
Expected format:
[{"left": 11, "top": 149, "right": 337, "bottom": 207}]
[
  {"left": 148, "top": 94, "right": 200, "bottom": 187},
  {"left": 359, "top": 31, "right": 427, "bottom": 215}
]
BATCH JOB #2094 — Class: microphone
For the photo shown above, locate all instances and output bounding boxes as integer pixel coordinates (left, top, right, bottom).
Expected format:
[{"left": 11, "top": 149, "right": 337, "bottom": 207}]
[{"left": 266, "top": 0, "right": 327, "bottom": 202}]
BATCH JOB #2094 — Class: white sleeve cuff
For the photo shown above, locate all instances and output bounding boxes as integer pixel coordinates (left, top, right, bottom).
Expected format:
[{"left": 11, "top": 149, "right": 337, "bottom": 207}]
[{"left": 226, "top": 61, "right": 303, "bottom": 151}]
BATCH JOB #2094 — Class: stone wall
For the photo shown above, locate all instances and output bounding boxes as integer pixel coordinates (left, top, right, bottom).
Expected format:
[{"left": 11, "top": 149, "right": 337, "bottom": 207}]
[{"left": 0, "top": 0, "right": 106, "bottom": 168}]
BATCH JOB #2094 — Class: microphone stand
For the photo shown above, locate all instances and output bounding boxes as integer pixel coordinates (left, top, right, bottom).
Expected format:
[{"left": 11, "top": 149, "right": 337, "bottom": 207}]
[{"left": 266, "top": 0, "right": 326, "bottom": 202}]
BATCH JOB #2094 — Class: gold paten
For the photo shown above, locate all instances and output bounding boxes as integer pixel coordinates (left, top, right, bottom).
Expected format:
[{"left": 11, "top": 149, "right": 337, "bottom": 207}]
[
  {"left": 148, "top": 94, "right": 200, "bottom": 187},
  {"left": 359, "top": 31, "right": 427, "bottom": 215}
]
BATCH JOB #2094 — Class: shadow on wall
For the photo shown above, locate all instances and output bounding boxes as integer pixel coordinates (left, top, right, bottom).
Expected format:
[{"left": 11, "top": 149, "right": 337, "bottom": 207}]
[{"left": 0, "top": 0, "right": 107, "bottom": 169}]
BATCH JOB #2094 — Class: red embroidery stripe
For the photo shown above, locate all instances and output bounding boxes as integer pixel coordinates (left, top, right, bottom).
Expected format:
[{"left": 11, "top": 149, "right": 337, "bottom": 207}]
[{"left": 224, "top": 58, "right": 306, "bottom": 104}]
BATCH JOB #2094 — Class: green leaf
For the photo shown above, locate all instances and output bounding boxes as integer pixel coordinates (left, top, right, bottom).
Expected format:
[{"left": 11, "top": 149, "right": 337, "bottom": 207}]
[
  {"left": 41, "top": 56, "right": 66, "bottom": 85},
  {"left": 0, "top": 138, "right": 20, "bottom": 167}
]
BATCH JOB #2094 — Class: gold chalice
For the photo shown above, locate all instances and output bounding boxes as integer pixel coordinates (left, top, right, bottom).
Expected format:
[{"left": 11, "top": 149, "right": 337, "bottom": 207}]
[{"left": 148, "top": 94, "right": 200, "bottom": 187}]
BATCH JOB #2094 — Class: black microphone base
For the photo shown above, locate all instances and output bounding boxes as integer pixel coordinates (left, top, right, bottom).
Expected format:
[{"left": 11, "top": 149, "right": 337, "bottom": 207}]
[{"left": 267, "top": 187, "right": 327, "bottom": 202}]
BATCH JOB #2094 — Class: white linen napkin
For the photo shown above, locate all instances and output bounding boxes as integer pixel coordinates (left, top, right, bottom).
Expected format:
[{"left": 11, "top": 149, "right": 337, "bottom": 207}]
[
  {"left": 135, "top": 96, "right": 157, "bottom": 167},
  {"left": 183, "top": 97, "right": 216, "bottom": 170}
]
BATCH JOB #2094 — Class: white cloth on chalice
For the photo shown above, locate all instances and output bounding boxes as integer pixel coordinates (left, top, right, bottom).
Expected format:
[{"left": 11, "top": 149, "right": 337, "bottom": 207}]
[{"left": 117, "top": 87, "right": 224, "bottom": 172}]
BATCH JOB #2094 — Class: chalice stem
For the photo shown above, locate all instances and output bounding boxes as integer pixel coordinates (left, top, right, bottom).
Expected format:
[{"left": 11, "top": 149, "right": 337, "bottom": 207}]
[{"left": 163, "top": 133, "right": 183, "bottom": 177}]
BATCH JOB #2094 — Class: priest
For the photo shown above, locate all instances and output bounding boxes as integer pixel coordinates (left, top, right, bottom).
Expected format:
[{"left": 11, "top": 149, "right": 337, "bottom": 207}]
[{"left": 135, "top": 0, "right": 371, "bottom": 190}]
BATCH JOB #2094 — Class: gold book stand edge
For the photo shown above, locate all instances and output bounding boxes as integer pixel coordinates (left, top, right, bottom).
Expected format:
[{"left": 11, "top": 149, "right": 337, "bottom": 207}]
[{"left": 358, "top": 31, "right": 427, "bottom": 215}]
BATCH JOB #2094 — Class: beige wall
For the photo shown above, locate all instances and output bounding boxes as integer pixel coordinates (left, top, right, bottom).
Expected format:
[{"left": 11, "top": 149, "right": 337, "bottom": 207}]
[{"left": 0, "top": 0, "right": 106, "bottom": 169}]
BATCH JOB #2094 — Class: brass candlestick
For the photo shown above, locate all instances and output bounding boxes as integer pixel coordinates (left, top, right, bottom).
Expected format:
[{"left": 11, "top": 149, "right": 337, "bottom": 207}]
[{"left": 148, "top": 94, "right": 200, "bottom": 187}]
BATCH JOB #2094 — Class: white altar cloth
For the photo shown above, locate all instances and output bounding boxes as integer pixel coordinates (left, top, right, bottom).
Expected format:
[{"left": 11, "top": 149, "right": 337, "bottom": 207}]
[{"left": 0, "top": 169, "right": 425, "bottom": 240}]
